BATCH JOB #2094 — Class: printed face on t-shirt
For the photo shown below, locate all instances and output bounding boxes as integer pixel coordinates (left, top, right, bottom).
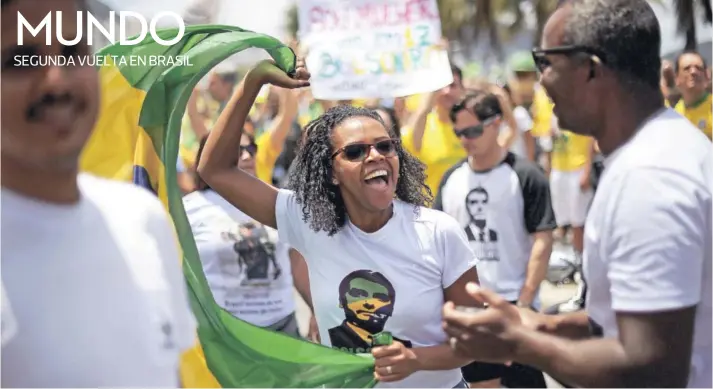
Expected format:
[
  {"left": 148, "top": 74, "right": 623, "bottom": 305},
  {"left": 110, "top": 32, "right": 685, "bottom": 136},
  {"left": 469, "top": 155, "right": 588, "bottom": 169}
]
[
  {"left": 327, "top": 269, "right": 414, "bottom": 354},
  {"left": 466, "top": 187, "right": 488, "bottom": 222},
  {"left": 339, "top": 271, "right": 394, "bottom": 333}
]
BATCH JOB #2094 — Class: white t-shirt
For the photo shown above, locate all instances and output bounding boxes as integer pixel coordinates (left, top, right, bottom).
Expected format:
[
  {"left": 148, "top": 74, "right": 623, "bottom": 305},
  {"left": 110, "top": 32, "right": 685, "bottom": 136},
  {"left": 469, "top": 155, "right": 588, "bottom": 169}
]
[
  {"left": 1, "top": 174, "right": 196, "bottom": 388},
  {"left": 584, "top": 108, "right": 712, "bottom": 388},
  {"left": 434, "top": 152, "right": 556, "bottom": 305},
  {"left": 275, "top": 189, "right": 478, "bottom": 388},
  {"left": 183, "top": 190, "right": 295, "bottom": 327}
]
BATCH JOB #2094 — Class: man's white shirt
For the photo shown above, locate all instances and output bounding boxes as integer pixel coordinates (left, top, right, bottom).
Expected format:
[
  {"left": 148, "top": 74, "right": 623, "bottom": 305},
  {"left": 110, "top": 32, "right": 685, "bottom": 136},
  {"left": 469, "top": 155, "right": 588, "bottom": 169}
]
[
  {"left": 583, "top": 108, "right": 712, "bottom": 388},
  {"left": 1, "top": 174, "right": 196, "bottom": 387}
]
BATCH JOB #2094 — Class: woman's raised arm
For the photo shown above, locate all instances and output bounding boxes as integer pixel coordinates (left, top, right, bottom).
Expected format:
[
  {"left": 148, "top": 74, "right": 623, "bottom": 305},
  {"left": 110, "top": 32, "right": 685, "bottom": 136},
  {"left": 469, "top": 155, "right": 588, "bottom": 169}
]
[{"left": 197, "top": 59, "right": 310, "bottom": 229}]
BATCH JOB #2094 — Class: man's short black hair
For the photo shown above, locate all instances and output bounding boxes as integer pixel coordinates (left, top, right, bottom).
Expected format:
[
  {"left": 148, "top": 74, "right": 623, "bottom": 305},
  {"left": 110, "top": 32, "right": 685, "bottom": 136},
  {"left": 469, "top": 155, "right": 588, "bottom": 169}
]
[
  {"left": 561, "top": 0, "right": 662, "bottom": 92},
  {"left": 472, "top": 93, "right": 503, "bottom": 121},
  {"left": 675, "top": 50, "right": 708, "bottom": 74},
  {"left": 450, "top": 92, "right": 503, "bottom": 123}
]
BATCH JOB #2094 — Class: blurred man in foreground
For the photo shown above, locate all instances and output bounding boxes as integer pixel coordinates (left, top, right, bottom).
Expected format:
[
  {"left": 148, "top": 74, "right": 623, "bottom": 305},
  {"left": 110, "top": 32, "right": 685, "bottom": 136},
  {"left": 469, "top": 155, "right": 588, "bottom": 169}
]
[
  {"left": 1, "top": 0, "right": 196, "bottom": 386},
  {"left": 442, "top": 0, "right": 712, "bottom": 387}
]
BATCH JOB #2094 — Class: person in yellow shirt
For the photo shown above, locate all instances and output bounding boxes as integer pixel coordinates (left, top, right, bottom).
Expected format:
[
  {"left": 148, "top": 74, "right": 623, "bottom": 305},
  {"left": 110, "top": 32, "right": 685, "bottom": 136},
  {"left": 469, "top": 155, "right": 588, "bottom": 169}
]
[
  {"left": 400, "top": 65, "right": 465, "bottom": 196},
  {"left": 549, "top": 115, "right": 594, "bottom": 259},
  {"left": 245, "top": 87, "right": 299, "bottom": 184},
  {"left": 673, "top": 50, "right": 711, "bottom": 140},
  {"left": 181, "top": 71, "right": 238, "bottom": 168},
  {"left": 529, "top": 85, "right": 557, "bottom": 177}
]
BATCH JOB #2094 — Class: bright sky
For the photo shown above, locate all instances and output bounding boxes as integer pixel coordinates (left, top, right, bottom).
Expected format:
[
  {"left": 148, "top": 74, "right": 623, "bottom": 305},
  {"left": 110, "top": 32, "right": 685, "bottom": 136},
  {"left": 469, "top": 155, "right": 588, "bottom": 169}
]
[
  {"left": 103, "top": 0, "right": 294, "bottom": 39},
  {"left": 102, "top": 0, "right": 710, "bottom": 58},
  {"left": 102, "top": 0, "right": 295, "bottom": 67}
]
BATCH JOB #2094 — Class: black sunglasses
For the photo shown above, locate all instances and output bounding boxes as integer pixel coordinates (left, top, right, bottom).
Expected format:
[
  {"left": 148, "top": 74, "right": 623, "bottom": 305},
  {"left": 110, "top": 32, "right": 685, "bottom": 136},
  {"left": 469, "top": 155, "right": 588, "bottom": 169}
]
[
  {"left": 331, "top": 139, "right": 400, "bottom": 162},
  {"left": 454, "top": 116, "right": 499, "bottom": 139},
  {"left": 531, "top": 45, "right": 607, "bottom": 73},
  {"left": 240, "top": 143, "right": 258, "bottom": 157}
]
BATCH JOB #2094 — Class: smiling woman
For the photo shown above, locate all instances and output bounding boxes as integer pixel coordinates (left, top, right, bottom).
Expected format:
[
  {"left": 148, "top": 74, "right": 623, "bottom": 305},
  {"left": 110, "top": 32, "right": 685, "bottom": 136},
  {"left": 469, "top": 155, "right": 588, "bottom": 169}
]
[
  {"left": 287, "top": 104, "right": 428, "bottom": 236},
  {"left": 197, "top": 59, "right": 483, "bottom": 388}
]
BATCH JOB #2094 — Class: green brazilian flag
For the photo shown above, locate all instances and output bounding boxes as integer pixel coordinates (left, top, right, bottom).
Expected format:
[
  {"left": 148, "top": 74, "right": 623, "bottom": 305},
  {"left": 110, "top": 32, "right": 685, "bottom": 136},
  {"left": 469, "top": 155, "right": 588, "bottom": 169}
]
[{"left": 80, "top": 25, "right": 377, "bottom": 388}]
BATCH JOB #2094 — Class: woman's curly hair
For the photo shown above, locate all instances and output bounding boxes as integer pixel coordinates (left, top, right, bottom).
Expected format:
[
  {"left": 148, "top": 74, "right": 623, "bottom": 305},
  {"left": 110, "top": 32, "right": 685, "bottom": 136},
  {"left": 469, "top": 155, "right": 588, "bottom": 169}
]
[{"left": 287, "top": 104, "right": 432, "bottom": 236}]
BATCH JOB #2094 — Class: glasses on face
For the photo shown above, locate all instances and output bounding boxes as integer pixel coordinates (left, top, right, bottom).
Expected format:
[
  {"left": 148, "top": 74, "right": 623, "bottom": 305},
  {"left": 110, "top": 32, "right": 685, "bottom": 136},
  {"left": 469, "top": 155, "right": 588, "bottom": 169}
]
[
  {"left": 454, "top": 116, "right": 499, "bottom": 139},
  {"left": 331, "top": 139, "right": 400, "bottom": 162},
  {"left": 240, "top": 143, "right": 257, "bottom": 157},
  {"left": 531, "top": 45, "right": 607, "bottom": 73}
]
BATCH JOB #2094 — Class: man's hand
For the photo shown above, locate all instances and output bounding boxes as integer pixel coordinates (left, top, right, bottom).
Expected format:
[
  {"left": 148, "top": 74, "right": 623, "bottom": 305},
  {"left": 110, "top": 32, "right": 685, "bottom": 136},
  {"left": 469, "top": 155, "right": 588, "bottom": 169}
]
[
  {"left": 372, "top": 341, "right": 420, "bottom": 383},
  {"left": 517, "top": 306, "right": 556, "bottom": 333},
  {"left": 442, "top": 283, "right": 523, "bottom": 364},
  {"left": 247, "top": 58, "right": 311, "bottom": 89}
]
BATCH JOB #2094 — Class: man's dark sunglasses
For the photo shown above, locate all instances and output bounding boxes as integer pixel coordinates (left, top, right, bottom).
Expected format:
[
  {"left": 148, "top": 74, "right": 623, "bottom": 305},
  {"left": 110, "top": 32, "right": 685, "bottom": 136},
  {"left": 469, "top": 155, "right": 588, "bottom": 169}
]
[
  {"left": 331, "top": 139, "right": 400, "bottom": 161},
  {"left": 531, "top": 45, "right": 607, "bottom": 73},
  {"left": 240, "top": 143, "right": 258, "bottom": 156},
  {"left": 454, "top": 116, "right": 499, "bottom": 139}
]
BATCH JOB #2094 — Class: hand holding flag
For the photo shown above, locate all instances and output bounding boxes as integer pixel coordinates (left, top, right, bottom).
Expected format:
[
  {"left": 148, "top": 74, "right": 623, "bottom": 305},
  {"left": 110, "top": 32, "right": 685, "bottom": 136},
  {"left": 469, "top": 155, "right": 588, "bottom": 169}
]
[{"left": 247, "top": 58, "right": 311, "bottom": 89}]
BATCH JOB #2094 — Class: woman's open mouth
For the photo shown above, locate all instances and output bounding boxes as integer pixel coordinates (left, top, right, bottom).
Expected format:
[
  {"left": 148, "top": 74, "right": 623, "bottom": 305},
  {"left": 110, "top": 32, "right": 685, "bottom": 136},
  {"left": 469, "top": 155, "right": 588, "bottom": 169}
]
[{"left": 364, "top": 169, "right": 390, "bottom": 191}]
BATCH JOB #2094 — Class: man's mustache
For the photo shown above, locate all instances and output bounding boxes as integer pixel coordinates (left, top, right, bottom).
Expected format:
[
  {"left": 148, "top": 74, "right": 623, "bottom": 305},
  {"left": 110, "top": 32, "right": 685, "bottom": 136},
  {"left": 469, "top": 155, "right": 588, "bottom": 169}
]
[{"left": 27, "top": 93, "right": 74, "bottom": 121}]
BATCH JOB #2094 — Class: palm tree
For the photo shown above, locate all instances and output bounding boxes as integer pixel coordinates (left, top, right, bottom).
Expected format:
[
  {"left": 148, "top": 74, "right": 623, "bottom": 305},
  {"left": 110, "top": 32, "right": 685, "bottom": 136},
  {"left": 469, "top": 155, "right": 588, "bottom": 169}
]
[{"left": 672, "top": 0, "right": 713, "bottom": 50}]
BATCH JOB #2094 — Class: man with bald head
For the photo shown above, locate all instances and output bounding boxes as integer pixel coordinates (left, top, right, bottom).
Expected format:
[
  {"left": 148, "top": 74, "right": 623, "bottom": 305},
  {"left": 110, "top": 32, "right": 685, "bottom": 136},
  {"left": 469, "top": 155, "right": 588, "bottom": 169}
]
[{"left": 440, "top": 0, "right": 712, "bottom": 387}]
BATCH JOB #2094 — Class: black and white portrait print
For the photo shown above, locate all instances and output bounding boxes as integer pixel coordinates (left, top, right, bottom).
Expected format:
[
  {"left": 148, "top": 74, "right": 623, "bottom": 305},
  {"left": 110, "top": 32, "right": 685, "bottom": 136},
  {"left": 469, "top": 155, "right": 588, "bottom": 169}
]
[{"left": 464, "top": 187, "right": 500, "bottom": 261}]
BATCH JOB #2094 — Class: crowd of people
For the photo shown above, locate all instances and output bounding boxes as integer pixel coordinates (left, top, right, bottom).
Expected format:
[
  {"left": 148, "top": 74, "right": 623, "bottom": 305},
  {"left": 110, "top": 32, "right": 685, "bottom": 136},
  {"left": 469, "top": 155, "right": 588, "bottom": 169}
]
[{"left": 2, "top": 0, "right": 712, "bottom": 387}]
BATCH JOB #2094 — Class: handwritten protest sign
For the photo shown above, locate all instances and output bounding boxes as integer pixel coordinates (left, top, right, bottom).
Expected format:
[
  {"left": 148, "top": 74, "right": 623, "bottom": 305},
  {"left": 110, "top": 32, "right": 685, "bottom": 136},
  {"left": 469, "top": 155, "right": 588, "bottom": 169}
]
[{"left": 298, "top": 0, "right": 454, "bottom": 100}]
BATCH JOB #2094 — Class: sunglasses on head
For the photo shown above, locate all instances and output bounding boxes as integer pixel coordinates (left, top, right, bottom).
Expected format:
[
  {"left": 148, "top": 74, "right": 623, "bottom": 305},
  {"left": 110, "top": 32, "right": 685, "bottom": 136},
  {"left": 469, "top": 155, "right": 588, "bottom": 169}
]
[
  {"left": 331, "top": 139, "right": 400, "bottom": 162},
  {"left": 454, "top": 116, "right": 499, "bottom": 139},
  {"left": 531, "top": 45, "right": 607, "bottom": 73},
  {"left": 240, "top": 143, "right": 257, "bottom": 156}
]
